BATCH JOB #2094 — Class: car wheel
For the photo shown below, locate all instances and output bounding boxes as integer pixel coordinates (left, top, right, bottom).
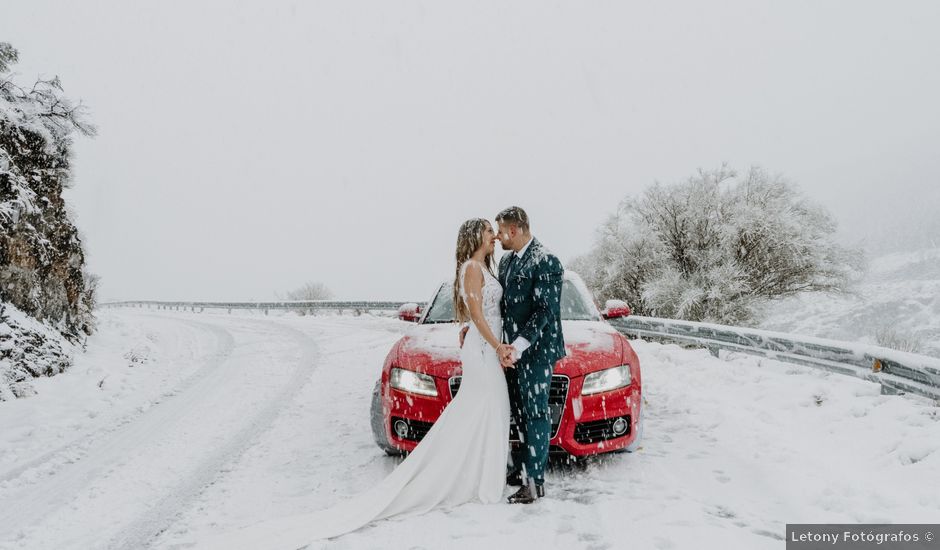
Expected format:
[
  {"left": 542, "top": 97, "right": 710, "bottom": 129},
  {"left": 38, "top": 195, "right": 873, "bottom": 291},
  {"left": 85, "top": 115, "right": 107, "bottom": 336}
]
[{"left": 369, "top": 379, "right": 403, "bottom": 456}]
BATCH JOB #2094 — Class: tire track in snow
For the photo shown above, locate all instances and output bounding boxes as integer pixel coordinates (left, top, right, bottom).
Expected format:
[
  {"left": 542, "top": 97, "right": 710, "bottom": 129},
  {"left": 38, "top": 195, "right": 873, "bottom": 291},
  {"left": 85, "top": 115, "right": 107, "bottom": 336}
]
[
  {"left": 0, "top": 313, "right": 275, "bottom": 549},
  {"left": 103, "top": 317, "right": 321, "bottom": 550},
  {"left": 0, "top": 316, "right": 234, "bottom": 487}
]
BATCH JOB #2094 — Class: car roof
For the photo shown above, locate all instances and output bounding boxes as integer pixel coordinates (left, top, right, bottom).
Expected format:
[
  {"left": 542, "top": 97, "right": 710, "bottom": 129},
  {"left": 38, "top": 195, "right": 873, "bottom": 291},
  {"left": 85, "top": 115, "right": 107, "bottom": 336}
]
[{"left": 426, "top": 270, "right": 600, "bottom": 320}]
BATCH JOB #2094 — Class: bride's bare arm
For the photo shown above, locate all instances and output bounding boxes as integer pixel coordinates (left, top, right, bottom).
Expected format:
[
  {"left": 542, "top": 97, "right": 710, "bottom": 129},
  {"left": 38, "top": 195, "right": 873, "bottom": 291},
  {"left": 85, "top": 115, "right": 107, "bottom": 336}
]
[{"left": 462, "top": 261, "right": 502, "bottom": 350}]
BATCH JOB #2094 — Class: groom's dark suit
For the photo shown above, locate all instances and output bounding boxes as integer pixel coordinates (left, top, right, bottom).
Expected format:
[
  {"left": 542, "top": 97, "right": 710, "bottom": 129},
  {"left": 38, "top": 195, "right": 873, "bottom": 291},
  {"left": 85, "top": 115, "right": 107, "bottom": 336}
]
[{"left": 498, "top": 237, "right": 565, "bottom": 488}]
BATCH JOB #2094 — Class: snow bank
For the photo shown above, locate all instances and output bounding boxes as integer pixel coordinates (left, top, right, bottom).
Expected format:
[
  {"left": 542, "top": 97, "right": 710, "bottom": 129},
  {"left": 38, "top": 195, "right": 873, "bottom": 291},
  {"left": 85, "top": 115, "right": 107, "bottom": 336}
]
[{"left": 0, "top": 302, "right": 73, "bottom": 401}]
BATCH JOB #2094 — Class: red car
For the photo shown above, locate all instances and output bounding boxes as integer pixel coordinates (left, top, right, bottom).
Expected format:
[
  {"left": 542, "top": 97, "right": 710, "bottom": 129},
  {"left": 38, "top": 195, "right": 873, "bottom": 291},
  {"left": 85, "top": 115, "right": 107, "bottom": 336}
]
[{"left": 370, "top": 272, "right": 643, "bottom": 458}]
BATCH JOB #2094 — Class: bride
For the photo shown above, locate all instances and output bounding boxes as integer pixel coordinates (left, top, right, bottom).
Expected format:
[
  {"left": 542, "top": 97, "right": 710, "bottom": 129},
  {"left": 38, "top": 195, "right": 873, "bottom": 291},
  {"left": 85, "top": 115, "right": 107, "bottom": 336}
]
[{"left": 198, "top": 218, "right": 513, "bottom": 549}]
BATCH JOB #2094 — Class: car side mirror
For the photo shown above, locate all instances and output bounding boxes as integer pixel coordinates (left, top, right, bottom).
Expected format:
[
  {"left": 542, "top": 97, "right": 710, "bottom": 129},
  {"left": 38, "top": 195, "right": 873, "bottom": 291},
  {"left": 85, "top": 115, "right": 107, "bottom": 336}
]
[
  {"left": 398, "top": 302, "right": 422, "bottom": 323},
  {"left": 602, "top": 299, "right": 631, "bottom": 319}
]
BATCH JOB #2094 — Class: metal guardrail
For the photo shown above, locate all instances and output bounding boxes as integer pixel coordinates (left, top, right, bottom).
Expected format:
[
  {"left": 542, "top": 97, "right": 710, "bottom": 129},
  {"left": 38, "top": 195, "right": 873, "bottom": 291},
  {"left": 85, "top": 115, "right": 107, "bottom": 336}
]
[
  {"left": 608, "top": 315, "right": 940, "bottom": 402},
  {"left": 100, "top": 300, "right": 415, "bottom": 314},
  {"left": 100, "top": 301, "right": 940, "bottom": 402}
]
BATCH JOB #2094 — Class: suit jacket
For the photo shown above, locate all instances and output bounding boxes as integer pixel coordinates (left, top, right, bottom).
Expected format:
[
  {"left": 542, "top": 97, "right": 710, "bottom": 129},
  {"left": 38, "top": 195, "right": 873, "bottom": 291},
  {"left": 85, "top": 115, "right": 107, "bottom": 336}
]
[{"left": 498, "top": 237, "right": 566, "bottom": 368}]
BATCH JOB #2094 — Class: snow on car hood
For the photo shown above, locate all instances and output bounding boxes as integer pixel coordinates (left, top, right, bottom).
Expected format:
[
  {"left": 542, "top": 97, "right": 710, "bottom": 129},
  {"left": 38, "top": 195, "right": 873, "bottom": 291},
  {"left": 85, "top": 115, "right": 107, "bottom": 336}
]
[
  {"left": 399, "top": 323, "right": 463, "bottom": 363},
  {"left": 560, "top": 320, "right": 621, "bottom": 353},
  {"left": 556, "top": 320, "right": 626, "bottom": 377},
  {"left": 396, "top": 320, "right": 626, "bottom": 378}
]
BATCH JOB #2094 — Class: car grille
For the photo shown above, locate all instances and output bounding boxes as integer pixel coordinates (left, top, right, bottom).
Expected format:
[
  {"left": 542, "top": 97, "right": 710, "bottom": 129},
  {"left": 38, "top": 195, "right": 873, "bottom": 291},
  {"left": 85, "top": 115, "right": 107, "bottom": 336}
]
[
  {"left": 391, "top": 416, "right": 433, "bottom": 442},
  {"left": 450, "top": 374, "right": 569, "bottom": 440},
  {"left": 573, "top": 415, "right": 631, "bottom": 444}
]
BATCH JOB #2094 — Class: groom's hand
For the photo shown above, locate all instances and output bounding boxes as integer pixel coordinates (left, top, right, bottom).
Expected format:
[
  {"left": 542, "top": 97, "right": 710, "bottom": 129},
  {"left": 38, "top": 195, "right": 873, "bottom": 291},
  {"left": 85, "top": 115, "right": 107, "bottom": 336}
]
[
  {"left": 458, "top": 325, "right": 469, "bottom": 348},
  {"left": 497, "top": 344, "right": 516, "bottom": 368}
]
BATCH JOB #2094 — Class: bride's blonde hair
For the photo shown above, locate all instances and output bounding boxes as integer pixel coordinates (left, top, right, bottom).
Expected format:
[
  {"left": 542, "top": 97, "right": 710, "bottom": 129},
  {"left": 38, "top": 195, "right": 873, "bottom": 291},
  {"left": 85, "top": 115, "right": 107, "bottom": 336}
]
[{"left": 453, "top": 218, "right": 495, "bottom": 323}]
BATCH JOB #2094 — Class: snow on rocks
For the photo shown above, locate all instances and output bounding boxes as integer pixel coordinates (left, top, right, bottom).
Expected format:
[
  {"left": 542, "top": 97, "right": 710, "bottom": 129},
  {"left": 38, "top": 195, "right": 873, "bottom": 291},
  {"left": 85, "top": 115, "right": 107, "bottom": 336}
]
[{"left": 0, "top": 302, "right": 74, "bottom": 401}]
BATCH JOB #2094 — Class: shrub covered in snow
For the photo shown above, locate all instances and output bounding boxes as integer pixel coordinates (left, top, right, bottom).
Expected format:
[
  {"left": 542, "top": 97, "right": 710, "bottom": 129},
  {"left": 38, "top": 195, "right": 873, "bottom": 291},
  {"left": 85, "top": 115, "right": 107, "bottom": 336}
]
[
  {"left": 284, "top": 281, "right": 334, "bottom": 301},
  {"left": 1, "top": 42, "right": 96, "bottom": 342},
  {"left": 280, "top": 281, "right": 334, "bottom": 315},
  {"left": 874, "top": 325, "right": 924, "bottom": 354},
  {"left": 571, "top": 165, "right": 862, "bottom": 324}
]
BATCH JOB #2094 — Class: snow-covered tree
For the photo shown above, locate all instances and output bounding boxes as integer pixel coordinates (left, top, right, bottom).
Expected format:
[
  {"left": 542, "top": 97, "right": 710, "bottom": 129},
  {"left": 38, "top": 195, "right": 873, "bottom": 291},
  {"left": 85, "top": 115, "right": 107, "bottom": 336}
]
[
  {"left": 0, "top": 43, "right": 17, "bottom": 73},
  {"left": 285, "top": 281, "right": 334, "bottom": 301},
  {"left": 0, "top": 42, "right": 97, "bottom": 341},
  {"left": 572, "top": 165, "right": 862, "bottom": 324}
]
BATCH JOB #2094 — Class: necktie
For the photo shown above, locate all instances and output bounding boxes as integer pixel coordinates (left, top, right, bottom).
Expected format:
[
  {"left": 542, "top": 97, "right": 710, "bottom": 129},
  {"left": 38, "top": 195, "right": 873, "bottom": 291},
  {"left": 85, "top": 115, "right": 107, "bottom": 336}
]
[{"left": 506, "top": 253, "right": 518, "bottom": 282}]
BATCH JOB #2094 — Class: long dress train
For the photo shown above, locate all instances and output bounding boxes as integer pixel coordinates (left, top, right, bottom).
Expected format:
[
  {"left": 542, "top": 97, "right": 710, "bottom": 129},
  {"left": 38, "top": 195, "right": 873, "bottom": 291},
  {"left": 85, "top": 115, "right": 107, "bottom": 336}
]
[{"left": 196, "top": 260, "right": 509, "bottom": 549}]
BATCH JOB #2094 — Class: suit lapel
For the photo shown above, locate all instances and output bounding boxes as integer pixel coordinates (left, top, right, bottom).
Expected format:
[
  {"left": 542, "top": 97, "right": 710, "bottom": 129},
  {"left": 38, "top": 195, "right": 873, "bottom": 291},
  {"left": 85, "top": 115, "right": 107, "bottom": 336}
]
[
  {"left": 515, "top": 238, "right": 539, "bottom": 277},
  {"left": 504, "top": 238, "right": 538, "bottom": 300}
]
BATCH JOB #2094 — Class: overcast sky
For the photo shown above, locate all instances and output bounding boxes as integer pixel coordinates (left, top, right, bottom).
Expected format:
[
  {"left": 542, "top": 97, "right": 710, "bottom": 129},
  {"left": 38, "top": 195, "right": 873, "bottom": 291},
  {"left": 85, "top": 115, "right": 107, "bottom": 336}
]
[{"left": 4, "top": 1, "right": 939, "bottom": 301}]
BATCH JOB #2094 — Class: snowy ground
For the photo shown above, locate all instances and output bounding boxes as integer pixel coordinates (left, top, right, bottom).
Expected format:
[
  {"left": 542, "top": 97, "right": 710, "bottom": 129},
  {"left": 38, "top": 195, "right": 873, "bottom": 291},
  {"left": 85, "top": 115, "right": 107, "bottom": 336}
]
[
  {"left": 1, "top": 308, "right": 938, "bottom": 550},
  {"left": 761, "top": 247, "right": 940, "bottom": 358}
]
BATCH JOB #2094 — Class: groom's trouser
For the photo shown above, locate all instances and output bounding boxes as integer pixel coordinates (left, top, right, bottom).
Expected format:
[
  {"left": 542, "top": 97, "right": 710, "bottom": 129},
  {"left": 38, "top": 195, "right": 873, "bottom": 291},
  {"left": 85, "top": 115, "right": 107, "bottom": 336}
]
[{"left": 506, "top": 362, "right": 553, "bottom": 486}]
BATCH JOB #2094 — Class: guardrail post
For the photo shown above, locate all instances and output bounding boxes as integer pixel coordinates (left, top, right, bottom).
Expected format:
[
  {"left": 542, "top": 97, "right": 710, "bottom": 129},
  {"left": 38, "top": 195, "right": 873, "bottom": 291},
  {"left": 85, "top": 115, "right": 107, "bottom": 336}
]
[{"left": 708, "top": 344, "right": 720, "bottom": 358}]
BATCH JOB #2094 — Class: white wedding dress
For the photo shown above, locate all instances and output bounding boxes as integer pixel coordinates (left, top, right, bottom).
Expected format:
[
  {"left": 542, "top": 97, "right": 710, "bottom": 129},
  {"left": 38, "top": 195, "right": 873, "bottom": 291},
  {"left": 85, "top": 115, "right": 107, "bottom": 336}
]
[{"left": 197, "top": 260, "right": 510, "bottom": 549}]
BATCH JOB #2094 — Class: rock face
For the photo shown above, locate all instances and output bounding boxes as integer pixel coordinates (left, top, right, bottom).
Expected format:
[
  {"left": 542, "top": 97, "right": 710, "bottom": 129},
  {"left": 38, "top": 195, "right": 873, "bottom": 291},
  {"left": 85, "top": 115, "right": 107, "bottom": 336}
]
[{"left": 0, "top": 42, "right": 96, "bottom": 398}]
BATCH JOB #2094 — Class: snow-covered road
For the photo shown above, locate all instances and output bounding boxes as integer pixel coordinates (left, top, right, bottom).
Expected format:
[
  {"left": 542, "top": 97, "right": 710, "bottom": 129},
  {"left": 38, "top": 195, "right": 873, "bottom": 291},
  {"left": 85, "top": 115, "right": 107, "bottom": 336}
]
[{"left": 1, "top": 309, "right": 938, "bottom": 550}]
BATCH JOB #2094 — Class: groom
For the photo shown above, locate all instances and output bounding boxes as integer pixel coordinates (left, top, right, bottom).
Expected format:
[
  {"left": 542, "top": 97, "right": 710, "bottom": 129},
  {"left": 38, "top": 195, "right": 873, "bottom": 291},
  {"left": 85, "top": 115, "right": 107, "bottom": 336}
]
[{"left": 494, "top": 206, "right": 565, "bottom": 504}]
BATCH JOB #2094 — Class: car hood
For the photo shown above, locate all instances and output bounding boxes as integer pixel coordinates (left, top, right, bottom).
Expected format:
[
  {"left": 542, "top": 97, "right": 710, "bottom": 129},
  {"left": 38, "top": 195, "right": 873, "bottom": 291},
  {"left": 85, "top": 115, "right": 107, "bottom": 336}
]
[{"left": 396, "top": 320, "right": 625, "bottom": 378}]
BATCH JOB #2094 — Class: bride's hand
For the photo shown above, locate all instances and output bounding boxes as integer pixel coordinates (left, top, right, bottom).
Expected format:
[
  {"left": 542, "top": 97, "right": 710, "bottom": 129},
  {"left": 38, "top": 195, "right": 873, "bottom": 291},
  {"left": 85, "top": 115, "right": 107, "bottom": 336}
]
[{"left": 496, "top": 344, "right": 516, "bottom": 368}]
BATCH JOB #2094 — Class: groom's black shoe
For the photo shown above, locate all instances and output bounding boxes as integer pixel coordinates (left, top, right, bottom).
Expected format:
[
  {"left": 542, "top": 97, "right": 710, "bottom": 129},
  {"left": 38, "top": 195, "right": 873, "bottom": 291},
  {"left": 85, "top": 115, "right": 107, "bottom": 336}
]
[
  {"left": 507, "top": 483, "right": 544, "bottom": 504},
  {"left": 506, "top": 471, "right": 523, "bottom": 487}
]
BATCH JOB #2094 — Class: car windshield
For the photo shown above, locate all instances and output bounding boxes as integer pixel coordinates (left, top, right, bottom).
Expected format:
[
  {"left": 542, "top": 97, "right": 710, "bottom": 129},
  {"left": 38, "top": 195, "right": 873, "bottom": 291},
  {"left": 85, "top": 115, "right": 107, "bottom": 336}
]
[{"left": 421, "top": 279, "right": 600, "bottom": 323}]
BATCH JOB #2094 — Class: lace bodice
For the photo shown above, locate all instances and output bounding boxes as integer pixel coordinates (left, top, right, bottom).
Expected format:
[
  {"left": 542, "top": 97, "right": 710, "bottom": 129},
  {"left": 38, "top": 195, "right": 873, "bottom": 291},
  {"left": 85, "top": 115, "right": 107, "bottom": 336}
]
[{"left": 458, "top": 260, "right": 503, "bottom": 333}]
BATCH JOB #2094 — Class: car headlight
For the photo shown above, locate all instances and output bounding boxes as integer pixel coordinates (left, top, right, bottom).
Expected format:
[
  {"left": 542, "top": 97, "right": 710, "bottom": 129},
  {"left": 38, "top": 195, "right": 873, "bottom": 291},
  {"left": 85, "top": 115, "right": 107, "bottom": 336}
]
[
  {"left": 581, "top": 365, "right": 631, "bottom": 395},
  {"left": 390, "top": 368, "right": 439, "bottom": 397}
]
